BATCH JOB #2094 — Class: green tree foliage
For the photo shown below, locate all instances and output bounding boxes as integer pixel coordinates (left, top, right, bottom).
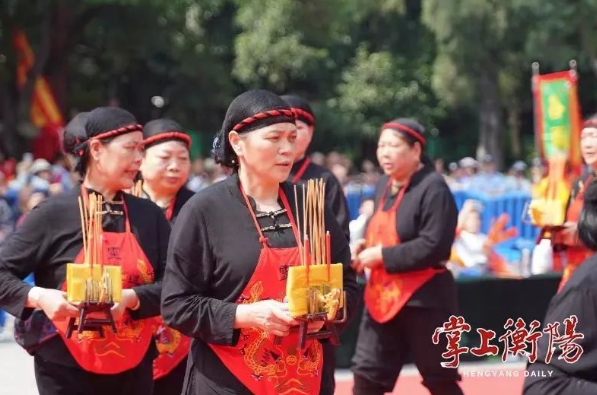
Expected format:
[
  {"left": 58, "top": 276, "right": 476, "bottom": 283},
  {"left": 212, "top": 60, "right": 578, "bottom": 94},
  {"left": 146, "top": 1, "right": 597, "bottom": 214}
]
[{"left": 1, "top": 0, "right": 596, "bottom": 166}]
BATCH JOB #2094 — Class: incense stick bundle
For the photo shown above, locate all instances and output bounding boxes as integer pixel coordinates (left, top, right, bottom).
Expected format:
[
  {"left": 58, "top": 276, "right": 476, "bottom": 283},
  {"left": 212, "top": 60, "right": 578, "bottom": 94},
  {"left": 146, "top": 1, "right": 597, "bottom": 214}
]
[
  {"left": 294, "top": 186, "right": 303, "bottom": 264},
  {"left": 297, "top": 179, "right": 328, "bottom": 267},
  {"left": 69, "top": 191, "right": 123, "bottom": 305},
  {"left": 78, "top": 193, "right": 105, "bottom": 268},
  {"left": 286, "top": 178, "right": 344, "bottom": 319}
]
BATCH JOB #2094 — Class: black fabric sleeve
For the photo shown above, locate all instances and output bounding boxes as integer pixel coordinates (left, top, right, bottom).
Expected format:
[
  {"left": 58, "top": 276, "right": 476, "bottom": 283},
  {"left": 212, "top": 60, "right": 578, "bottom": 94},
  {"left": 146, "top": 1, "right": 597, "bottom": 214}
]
[
  {"left": 323, "top": 173, "right": 350, "bottom": 241},
  {"left": 161, "top": 201, "right": 239, "bottom": 345},
  {"left": 0, "top": 201, "right": 53, "bottom": 318},
  {"left": 131, "top": 210, "right": 170, "bottom": 319},
  {"left": 382, "top": 181, "right": 457, "bottom": 273},
  {"left": 524, "top": 288, "right": 597, "bottom": 394}
]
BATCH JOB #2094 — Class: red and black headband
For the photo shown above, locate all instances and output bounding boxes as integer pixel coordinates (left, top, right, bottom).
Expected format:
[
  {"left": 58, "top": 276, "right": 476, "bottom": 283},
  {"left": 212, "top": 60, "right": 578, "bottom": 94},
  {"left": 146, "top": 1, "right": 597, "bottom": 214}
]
[
  {"left": 76, "top": 123, "right": 143, "bottom": 157},
  {"left": 583, "top": 119, "right": 597, "bottom": 130},
  {"left": 290, "top": 107, "right": 315, "bottom": 126},
  {"left": 91, "top": 123, "right": 143, "bottom": 141},
  {"left": 144, "top": 131, "right": 192, "bottom": 148},
  {"left": 231, "top": 109, "right": 296, "bottom": 133},
  {"left": 381, "top": 122, "right": 426, "bottom": 146}
]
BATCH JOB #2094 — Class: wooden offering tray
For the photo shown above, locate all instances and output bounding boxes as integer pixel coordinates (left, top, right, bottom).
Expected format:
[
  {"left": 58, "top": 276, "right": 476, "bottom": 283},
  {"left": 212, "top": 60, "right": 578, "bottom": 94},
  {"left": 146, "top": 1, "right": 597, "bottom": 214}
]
[
  {"left": 293, "top": 289, "right": 347, "bottom": 350},
  {"left": 65, "top": 301, "right": 117, "bottom": 339}
]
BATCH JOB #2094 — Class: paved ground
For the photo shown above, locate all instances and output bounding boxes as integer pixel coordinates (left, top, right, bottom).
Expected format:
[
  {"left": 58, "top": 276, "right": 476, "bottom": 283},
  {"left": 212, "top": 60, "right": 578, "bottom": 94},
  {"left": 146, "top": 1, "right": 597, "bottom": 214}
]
[
  {"left": 0, "top": 317, "right": 37, "bottom": 395},
  {"left": 0, "top": 315, "right": 527, "bottom": 395}
]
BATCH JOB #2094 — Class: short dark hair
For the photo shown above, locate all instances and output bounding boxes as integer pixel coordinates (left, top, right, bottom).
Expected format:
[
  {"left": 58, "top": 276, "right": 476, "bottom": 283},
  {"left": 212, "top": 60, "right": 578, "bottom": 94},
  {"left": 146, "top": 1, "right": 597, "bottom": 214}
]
[
  {"left": 62, "top": 107, "right": 140, "bottom": 177},
  {"left": 212, "top": 89, "right": 294, "bottom": 169},
  {"left": 382, "top": 118, "right": 425, "bottom": 148}
]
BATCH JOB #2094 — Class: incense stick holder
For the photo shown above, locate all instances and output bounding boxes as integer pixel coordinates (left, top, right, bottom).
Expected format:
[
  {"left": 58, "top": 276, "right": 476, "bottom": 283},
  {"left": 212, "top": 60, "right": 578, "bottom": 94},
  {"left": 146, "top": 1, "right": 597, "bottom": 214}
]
[{"left": 65, "top": 301, "right": 117, "bottom": 339}]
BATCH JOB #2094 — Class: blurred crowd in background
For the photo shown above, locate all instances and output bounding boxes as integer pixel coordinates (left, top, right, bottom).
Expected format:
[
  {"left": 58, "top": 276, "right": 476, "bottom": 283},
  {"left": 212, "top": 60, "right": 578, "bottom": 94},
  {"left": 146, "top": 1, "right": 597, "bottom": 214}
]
[{"left": 0, "top": 147, "right": 543, "bottom": 260}]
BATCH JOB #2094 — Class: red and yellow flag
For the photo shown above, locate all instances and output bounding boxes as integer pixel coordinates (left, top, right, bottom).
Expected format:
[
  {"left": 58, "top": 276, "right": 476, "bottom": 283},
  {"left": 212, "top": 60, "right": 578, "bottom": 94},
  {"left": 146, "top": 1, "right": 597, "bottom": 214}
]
[
  {"left": 532, "top": 69, "right": 582, "bottom": 174},
  {"left": 12, "top": 30, "right": 63, "bottom": 128}
]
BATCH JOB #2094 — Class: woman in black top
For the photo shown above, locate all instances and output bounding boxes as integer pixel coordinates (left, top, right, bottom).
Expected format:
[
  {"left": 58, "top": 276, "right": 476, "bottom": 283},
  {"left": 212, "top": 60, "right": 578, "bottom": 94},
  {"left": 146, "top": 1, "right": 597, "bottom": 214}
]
[
  {"left": 140, "top": 118, "right": 194, "bottom": 394},
  {"left": 161, "top": 89, "right": 359, "bottom": 395},
  {"left": 524, "top": 182, "right": 597, "bottom": 394},
  {"left": 0, "top": 108, "right": 170, "bottom": 395},
  {"left": 351, "top": 119, "right": 463, "bottom": 395},
  {"left": 281, "top": 95, "right": 350, "bottom": 240}
]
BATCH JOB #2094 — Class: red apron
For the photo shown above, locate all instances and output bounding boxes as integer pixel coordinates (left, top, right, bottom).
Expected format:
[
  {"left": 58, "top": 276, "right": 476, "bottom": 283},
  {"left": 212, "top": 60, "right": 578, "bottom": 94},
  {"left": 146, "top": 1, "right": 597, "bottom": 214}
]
[
  {"left": 291, "top": 158, "right": 311, "bottom": 184},
  {"left": 52, "top": 190, "right": 156, "bottom": 374},
  {"left": 364, "top": 181, "right": 446, "bottom": 324},
  {"left": 558, "top": 176, "right": 593, "bottom": 290},
  {"left": 209, "top": 185, "right": 323, "bottom": 395},
  {"left": 153, "top": 196, "right": 192, "bottom": 380}
]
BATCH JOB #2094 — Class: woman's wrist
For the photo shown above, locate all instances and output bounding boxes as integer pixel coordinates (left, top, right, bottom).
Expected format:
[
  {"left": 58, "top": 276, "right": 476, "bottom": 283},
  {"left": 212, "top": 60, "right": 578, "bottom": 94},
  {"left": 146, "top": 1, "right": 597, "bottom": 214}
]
[
  {"left": 234, "top": 304, "right": 253, "bottom": 329},
  {"left": 123, "top": 289, "right": 140, "bottom": 310},
  {"left": 26, "top": 286, "right": 44, "bottom": 308}
]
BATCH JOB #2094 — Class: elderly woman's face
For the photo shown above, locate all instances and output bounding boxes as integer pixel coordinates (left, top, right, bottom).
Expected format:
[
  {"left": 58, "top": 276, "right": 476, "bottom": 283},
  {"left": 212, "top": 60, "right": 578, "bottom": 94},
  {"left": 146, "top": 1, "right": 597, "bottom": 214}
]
[
  {"left": 376, "top": 128, "right": 421, "bottom": 179},
  {"left": 90, "top": 131, "right": 144, "bottom": 190},
  {"left": 581, "top": 127, "right": 597, "bottom": 167},
  {"left": 141, "top": 141, "right": 190, "bottom": 195},
  {"left": 231, "top": 122, "right": 297, "bottom": 184}
]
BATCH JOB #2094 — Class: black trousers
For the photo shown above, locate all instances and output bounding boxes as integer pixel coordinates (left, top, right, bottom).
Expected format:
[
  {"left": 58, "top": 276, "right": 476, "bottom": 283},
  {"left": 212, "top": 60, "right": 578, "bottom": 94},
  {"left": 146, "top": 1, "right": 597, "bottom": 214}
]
[
  {"left": 352, "top": 306, "right": 463, "bottom": 395},
  {"left": 154, "top": 359, "right": 187, "bottom": 395},
  {"left": 34, "top": 353, "right": 154, "bottom": 395}
]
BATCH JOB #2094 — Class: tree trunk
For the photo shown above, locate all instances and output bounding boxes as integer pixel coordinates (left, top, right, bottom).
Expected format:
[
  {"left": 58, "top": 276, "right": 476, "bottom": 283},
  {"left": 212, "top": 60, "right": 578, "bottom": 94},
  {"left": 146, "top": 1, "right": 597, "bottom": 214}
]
[
  {"left": 0, "top": 83, "right": 18, "bottom": 158},
  {"left": 578, "top": 7, "right": 597, "bottom": 80},
  {"left": 507, "top": 105, "right": 522, "bottom": 158},
  {"left": 477, "top": 67, "right": 504, "bottom": 170},
  {"left": 0, "top": 11, "right": 20, "bottom": 157}
]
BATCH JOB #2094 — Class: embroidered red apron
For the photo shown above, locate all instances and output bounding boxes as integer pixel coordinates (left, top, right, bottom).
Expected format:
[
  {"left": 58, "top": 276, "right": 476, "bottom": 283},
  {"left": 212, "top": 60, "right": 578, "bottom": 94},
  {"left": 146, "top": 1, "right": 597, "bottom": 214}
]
[
  {"left": 153, "top": 196, "right": 192, "bottom": 380},
  {"left": 209, "top": 185, "right": 323, "bottom": 395},
  {"left": 52, "top": 189, "right": 156, "bottom": 374},
  {"left": 291, "top": 158, "right": 311, "bottom": 184},
  {"left": 364, "top": 181, "right": 446, "bottom": 324},
  {"left": 558, "top": 176, "right": 593, "bottom": 290}
]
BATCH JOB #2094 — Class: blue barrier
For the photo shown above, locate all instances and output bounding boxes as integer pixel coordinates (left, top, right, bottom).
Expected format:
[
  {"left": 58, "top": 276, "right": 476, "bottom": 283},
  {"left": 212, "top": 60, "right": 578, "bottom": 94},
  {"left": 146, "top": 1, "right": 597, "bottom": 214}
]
[
  {"left": 451, "top": 191, "right": 540, "bottom": 241},
  {"left": 346, "top": 184, "right": 375, "bottom": 221},
  {"left": 346, "top": 189, "right": 541, "bottom": 263}
]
